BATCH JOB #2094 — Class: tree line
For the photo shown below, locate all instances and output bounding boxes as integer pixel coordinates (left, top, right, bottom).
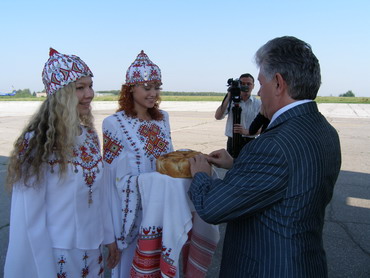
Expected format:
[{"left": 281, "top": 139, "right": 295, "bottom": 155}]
[
  {"left": 96, "top": 90, "right": 225, "bottom": 96},
  {"left": 5, "top": 89, "right": 358, "bottom": 98}
]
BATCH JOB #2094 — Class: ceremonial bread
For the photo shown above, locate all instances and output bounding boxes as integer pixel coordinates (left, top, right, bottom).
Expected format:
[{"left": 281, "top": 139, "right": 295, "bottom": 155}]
[{"left": 156, "top": 150, "right": 201, "bottom": 178}]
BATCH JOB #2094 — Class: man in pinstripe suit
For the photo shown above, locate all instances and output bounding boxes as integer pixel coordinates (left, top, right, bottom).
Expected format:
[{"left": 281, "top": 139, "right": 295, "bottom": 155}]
[{"left": 188, "top": 36, "right": 341, "bottom": 277}]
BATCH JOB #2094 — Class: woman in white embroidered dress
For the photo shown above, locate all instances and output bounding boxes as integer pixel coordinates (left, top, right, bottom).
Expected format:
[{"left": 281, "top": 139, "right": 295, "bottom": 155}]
[
  {"left": 4, "top": 48, "right": 120, "bottom": 278},
  {"left": 102, "top": 51, "right": 173, "bottom": 277}
]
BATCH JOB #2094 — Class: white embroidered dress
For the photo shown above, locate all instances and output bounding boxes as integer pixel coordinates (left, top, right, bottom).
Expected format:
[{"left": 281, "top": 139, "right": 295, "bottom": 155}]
[
  {"left": 4, "top": 126, "right": 114, "bottom": 278},
  {"left": 102, "top": 110, "right": 173, "bottom": 278}
]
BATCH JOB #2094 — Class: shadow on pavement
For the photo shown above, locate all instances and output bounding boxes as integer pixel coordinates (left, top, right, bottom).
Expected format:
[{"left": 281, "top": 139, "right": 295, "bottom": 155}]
[{"left": 324, "top": 170, "right": 370, "bottom": 278}]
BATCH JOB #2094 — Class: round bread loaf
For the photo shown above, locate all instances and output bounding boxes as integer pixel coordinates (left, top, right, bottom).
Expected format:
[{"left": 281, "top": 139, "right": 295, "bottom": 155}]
[{"left": 156, "top": 150, "right": 201, "bottom": 178}]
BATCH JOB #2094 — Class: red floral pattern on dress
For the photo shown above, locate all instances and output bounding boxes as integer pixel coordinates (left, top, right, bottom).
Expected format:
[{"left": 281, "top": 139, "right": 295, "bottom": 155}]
[
  {"left": 112, "top": 112, "right": 171, "bottom": 173},
  {"left": 138, "top": 123, "right": 168, "bottom": 159},
  {"left": 81, "top": 252, "right": 89, "bottom": 277},
  {"left": 57, "top": 255, "right": 67, "bottom": 278},
  {"left": 98, "top": 253, "right": 104, "bottom": 275},
  {"left": 48, "top": 127, "right": 102, "bottom": 205},
  {"left": 103, "top": 130, "right": 124, "bottom": 164}
]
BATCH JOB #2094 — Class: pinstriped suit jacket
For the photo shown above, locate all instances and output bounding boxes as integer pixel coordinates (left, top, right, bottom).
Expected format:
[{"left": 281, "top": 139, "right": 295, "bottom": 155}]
[{"left": 189, "top": 101, "right": 341, "bottom": 277}]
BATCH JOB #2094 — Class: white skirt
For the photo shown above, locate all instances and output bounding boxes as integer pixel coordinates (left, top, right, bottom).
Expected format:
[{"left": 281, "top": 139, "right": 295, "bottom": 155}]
[{"left": 54, "top": 247, "right": 104, "bottom": 278}]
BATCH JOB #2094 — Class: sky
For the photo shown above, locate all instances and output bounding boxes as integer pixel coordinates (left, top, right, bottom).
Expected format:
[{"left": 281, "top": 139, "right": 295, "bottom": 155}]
[{"left": 1, "top": 0, "right": 370, "bottom": 97}]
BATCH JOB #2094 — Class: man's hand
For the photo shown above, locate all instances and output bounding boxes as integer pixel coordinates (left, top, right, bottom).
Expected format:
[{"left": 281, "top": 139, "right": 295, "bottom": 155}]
[
  {"left": 106, "top": 241, "right": 121, "bottom": 269},
  {"left": 207, "top": 149, "right": 234, "bottom": 169},
  {"left": 233, "top": 124, "right": 249, "bottom": 135},
  {"left": 189, "top": 154, "right": 212, "bottom": 177}
]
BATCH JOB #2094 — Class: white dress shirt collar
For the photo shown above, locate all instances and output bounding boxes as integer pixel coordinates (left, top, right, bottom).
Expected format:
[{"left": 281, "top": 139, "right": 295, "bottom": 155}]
[{"left": 269, "top": 99, "right": 313, "bottom": 127}]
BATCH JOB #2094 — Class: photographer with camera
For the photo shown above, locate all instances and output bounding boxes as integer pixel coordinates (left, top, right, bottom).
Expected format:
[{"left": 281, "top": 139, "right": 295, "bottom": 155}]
[{"left": 214, "top": 73, "right": 261, "bottom": 157}]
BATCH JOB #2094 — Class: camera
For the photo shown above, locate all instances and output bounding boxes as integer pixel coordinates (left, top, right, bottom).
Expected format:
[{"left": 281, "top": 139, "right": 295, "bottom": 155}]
[
  {"left": 226, "top": 78, "right": 250, "bottom": 158},
  {"left": 227, "top": 78, "right": 249, "bottom": 103}
]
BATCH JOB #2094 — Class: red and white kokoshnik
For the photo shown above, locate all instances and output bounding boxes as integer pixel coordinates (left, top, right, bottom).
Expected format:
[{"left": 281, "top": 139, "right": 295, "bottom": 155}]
[
  {"left": 125, "top": 50, "right": 162, "bottom": 85},
  {"left": 42, "top": 48, "right": 93, "bottom": 96}
]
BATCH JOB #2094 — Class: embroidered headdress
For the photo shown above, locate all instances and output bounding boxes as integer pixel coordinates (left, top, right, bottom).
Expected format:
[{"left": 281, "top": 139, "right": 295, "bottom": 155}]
[
  {"left": 42, "top": 48, "right": 93, "bottom": 96},
  {"left": 125, "top": 50, "right": 161, "bottom": 85}
]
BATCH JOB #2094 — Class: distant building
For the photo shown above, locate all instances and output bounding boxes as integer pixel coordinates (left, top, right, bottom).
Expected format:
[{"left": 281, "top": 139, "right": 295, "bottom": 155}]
[{"left": 35, "top": 91, "right": 47, "bottom": 98}]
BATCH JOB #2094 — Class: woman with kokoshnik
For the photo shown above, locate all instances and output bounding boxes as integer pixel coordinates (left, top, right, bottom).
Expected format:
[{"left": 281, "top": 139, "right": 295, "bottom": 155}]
[
  {"left": 102, "top": 50, "right": 174, "bottom": 277},
  {"left": 4, "top": 48, "right": 120, "bottom": 277}
]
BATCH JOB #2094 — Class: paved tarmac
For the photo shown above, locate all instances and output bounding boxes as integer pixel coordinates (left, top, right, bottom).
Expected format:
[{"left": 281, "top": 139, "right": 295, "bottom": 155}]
[{"left": 0, "top": 101, "right": 369, "bottom": 277}]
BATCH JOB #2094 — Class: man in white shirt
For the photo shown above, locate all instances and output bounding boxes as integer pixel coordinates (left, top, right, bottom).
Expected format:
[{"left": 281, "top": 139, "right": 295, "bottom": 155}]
[{"left": 215, "top": 73, "right": 261, "bottom": 157}]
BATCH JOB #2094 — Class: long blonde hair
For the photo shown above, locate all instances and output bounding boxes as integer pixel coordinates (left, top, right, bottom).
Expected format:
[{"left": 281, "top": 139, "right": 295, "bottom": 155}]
[{"left": 6, "top": 82, "right": 94, "bottom": 190}]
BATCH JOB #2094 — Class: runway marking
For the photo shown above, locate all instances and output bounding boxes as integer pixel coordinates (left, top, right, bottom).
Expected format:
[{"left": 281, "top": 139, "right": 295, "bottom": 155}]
[{"left": 346, "top": 197, "right": 370, "bottom": 209}]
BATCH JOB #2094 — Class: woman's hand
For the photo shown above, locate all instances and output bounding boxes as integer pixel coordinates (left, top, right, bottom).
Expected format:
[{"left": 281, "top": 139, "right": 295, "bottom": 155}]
[{"left": 106, "top": 241, "right": 121, "bottom": 269}]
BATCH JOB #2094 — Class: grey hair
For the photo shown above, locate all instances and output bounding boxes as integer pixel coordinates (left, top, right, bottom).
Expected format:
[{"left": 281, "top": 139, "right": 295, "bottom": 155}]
[{"left": 254, "top": 36, "right": 321, "bottom": 100}]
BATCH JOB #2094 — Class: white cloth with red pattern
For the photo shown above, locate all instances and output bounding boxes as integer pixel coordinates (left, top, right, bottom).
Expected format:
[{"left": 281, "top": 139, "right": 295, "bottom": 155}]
[{"left": 133, "top": 172, "right": 220, "bottom": 278}]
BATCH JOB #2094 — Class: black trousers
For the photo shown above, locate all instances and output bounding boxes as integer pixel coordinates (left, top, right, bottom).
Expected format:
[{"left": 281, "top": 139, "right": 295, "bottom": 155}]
[{"left": 227, "top": 136, "right": 255, "bottom": 158}]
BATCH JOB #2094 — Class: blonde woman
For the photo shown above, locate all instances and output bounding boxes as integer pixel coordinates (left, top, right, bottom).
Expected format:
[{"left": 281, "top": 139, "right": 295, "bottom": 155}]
[{"left": 4, "top": 49, "right": 119, "bottom": 278}]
